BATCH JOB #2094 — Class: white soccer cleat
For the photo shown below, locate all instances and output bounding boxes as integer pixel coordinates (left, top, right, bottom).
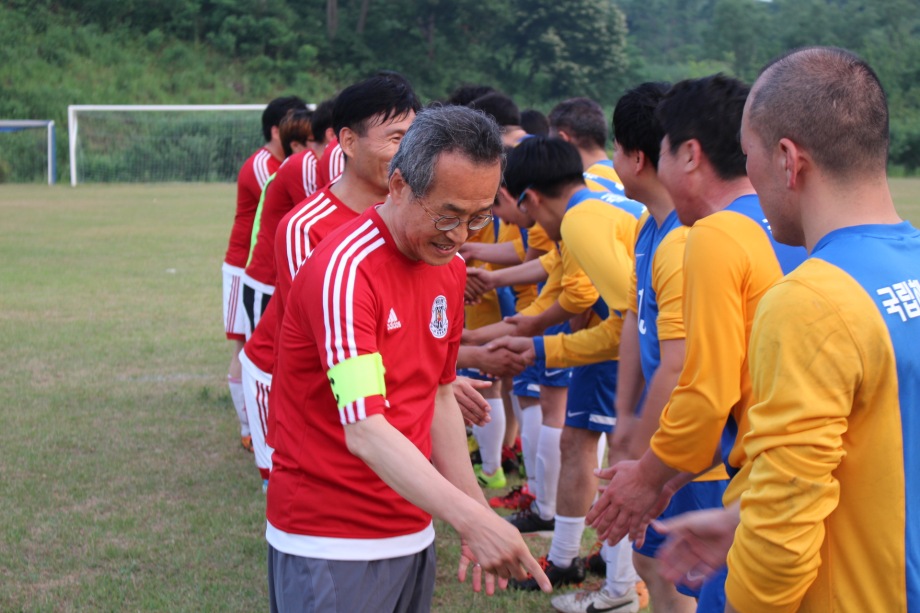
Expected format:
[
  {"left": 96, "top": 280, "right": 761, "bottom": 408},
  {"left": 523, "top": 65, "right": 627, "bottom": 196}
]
[{"left": 550, "top": 586, "right": 639, "bottom": 613}]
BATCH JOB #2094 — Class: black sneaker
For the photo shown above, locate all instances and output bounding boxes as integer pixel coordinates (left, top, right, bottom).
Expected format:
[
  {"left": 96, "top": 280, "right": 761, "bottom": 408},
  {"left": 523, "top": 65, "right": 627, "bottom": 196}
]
[
  {"left": 506, "top": 506, "right": 555, "bottom": 533},
  {"left": 510, "top": 555, "right": 586, "bottom": 591},
  {"left": 584, "top": 541, "right": 606, "bottom": 576}
]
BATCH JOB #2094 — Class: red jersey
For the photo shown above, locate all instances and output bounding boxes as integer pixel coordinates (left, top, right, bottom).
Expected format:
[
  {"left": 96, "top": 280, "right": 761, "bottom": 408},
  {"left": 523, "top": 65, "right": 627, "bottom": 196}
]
[
  {"left": 244, "top": 149, "right": 318, "bottom": 286},
  {"left": 243, "top": 188, "right": 359, "bottom": 375},
  {"left": 316, "top": 138, "right": 344, "bottom": 189},
  {"left": 225, "top": 147, "right": 281, "bottom": 267},
  {"left": 266, "top": 206, "right": 464, "bottom": 559}
]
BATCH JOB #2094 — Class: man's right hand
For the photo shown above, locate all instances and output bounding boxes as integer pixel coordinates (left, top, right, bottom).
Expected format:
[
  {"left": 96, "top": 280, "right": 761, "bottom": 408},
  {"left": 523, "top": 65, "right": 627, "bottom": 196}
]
[{"left": 457, "top": 507, "right": 552, "bottom": 593}]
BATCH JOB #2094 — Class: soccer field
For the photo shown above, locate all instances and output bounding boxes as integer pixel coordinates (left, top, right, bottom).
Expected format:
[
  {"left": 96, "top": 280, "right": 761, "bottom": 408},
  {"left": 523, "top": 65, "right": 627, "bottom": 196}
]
[{"left": 1, "top": 180, "right": 918, "bottom": 611}]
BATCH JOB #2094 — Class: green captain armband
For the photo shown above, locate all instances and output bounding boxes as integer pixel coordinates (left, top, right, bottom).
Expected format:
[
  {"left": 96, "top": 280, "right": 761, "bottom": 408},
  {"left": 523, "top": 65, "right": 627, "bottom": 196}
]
[{"left": 327, "top": 353, "right": 387, "bottom": 409}]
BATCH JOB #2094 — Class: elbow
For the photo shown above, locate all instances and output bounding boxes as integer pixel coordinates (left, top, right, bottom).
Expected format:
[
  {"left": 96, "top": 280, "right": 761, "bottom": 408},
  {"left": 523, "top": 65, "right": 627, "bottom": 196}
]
[{"left": 343, "top": 419, "right": 374, "bottom": 461}]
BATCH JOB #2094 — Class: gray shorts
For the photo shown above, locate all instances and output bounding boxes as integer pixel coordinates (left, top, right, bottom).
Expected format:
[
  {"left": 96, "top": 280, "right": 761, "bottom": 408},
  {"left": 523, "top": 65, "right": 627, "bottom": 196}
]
[{"left": 268, "top": 543, "right": 436, "bottom": 613}]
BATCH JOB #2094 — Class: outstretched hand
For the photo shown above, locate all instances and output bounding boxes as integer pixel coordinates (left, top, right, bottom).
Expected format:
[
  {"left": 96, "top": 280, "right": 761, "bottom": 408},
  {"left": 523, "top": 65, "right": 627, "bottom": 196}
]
[
  {"left": 452, "top": 377, "right": 492, "bottom": 426},
  {"left": 486, "top": 335, "right": 536, "bottom": 364},
  {"left": 653, "top": 505, "right": 738, "bottom": 589}
]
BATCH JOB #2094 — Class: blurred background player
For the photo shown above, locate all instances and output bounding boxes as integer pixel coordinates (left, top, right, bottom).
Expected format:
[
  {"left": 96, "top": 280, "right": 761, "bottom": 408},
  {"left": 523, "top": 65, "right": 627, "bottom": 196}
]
[
  {"left": 242, "top": 107, "right": 315, "bottom": 339},
  {"left": 521, "top": 108, "right": 550, "bottom": 136},
  {"left": 222, "top": 94, "right": 305, "bottom": 452},
  {"left": 237, "top": 107, "right": 314, "bottom": 491}
]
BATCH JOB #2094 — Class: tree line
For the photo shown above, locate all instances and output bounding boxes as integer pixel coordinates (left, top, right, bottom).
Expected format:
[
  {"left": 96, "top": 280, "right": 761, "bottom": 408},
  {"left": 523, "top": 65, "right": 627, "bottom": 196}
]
[{"left": 2, "top": 0, "right": 920, "bottom": 179}]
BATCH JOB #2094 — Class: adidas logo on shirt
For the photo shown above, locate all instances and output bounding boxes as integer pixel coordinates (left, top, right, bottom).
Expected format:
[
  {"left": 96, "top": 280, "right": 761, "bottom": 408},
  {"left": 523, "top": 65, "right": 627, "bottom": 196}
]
[{"left": 387, "top": 308, "right": 402, "bottom": 331}]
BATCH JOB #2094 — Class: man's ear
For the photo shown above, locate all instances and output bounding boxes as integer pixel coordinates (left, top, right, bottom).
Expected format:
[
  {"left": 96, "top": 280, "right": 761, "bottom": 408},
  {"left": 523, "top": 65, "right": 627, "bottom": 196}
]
[
  {"left": 778, "top": 137, "right": 806, "bottom": 190},
  {"left": 683, "top": 139, "right": 703, "bottom": 173},
  {"left": 338, "top": 126, "right": 358, "bottom": 159},
  {"left": 389, "top": 168, "right": 409, "bottom": 200}
]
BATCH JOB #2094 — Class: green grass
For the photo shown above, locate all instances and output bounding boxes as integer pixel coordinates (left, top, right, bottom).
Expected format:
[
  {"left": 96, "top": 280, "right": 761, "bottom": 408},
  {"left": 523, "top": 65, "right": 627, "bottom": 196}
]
[{"left": 1, "top": 180, "right": 918, "bottom": 611}]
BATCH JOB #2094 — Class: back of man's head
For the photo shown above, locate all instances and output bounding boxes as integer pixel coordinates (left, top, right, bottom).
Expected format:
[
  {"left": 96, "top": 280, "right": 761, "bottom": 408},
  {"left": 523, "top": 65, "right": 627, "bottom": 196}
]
[
  {"left": 548, "top": 97, "right": 608, "bottom": 151},
  {"left": 262, "top": 95, "right": 307, "bottom": 143},
  {"left": 446, "top": 84, "right": 496, "bottom": 107},
  {"left": 389, "top": 105, "right": 504, "bottom": 199},
  {"left": 468, "top": 93, "right": 521, "bottom": 128},
  {"left": 656, "top": 75, "right": 749, "bottom": 181},
  {"left": 279, "top": 108, "right": 314, "bottom": 157},
  {"left": 613, "top": 82, "right": 671, "bottom": 170},
  {"left": 503, "top": 137, "right": 584, "bottom": 199},
  {"left": 749, "top": 46, "right": 889, "bottom": 178},
  {"left": 521, "top": 109, "right": 550, "bottom": 136},
  {"left": 332, "top": 72, "right": 421, "bottom": 139},
  {"left": 310, "top": 98, "right": 336, "bottom": 145}
]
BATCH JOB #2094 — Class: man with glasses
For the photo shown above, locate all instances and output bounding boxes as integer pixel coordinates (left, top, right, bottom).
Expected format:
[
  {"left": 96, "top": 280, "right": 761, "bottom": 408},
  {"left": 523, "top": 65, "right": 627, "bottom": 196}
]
[{"left": 266, "top": 105, "right": 550, "bottom": 611}]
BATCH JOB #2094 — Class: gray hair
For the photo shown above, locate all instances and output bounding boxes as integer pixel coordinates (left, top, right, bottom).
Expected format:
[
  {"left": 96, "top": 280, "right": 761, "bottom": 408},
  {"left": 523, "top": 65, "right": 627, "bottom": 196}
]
[{"left": 389, "top": 105, "right": 504, "bottom": 198}]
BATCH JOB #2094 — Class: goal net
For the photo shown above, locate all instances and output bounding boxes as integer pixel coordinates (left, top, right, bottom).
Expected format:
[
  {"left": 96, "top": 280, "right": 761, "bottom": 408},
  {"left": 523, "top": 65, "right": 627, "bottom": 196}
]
[
  {"left": 67, "top": 105, "right": 268, "bottom": 185},
  {"left": 0, "top": 120, "right": 56, "bottom": 185}
]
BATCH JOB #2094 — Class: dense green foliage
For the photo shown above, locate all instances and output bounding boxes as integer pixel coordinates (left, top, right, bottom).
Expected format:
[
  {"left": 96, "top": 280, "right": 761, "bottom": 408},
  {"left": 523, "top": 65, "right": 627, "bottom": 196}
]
[{"left": 3, "top": 0, "right": 920, "bottom": 181}]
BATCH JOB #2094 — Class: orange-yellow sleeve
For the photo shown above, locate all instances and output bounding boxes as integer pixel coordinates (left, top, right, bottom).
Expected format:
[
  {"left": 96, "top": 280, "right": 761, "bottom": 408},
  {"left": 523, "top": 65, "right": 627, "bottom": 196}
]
[
  {"left": 528, "top": 223, "right": 554, "bottom": 254},
  {"left": 653, "top": 227, "right": 688, "bottom": 342},
  {"left": 558, "top": 240, "right": 600, "bottom": 315},
  {"left": 520, "top": 252, "right": 563, "bottom": 317},
  {"left": 542, "top": 314, "right": 621, "bottom": 367},
  {"left": 650, "top": 220, "right": 751, "bottom": 474}
]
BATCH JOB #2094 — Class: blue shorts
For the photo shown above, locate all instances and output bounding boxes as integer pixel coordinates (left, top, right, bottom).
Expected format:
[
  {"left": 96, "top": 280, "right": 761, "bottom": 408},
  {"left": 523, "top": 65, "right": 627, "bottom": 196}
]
[
  {"left": 456, "top": 367, "right": 496, "bottom": 382},
  {"left": 633, "top": 479, "right": 729, "bottom": 598},
  {"left": 697, "top": 565, "right": 727, "bottom": 613},
  {"left": 563, "top": 360, "right": 617, "bottom": 432}
]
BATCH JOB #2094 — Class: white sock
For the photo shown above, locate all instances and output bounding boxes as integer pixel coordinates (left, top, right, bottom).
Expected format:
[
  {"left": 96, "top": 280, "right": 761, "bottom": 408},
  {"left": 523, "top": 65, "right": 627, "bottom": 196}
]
[
  {"left": 548, "top": 515, "right": 585, "bottom": 568},
  {"left": 535, "top": 425, "right": 562, "bottom": 520},
  {"left": 518, "top": 400, "right": 543, "bottom": 494},
  {"left": 228, "top": 374, "right": 249, "bottom": 437},
  {"left": 604, "top": 537, "right": 640, "bottom": 596},
  {"left": 596, "top": 435, "right": 607, "bottom": 470},
  {"left": 473, "top": 398, "right": 506, "bottom": 474}
]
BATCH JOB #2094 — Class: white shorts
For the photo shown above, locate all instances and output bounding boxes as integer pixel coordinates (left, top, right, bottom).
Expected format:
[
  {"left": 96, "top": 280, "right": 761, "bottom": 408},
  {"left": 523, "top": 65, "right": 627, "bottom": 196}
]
[
  {"left": 241, "top": 348, "right": 273, "bottom": 475},
  {"left": 222, "top": 262, "right": 246, "bottom": 341},
  {"left": 241, "top": 274, "right": 275, "bottom": 340}
]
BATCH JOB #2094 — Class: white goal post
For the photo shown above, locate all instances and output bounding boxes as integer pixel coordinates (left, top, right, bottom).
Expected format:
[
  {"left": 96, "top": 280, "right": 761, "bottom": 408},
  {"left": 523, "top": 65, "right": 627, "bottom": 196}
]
[
  {"left": 0, "top": 120, "right": 56, "bottom": 185},
  {"left": 68, "top": 104, "right": 267, "bottom": 186}
]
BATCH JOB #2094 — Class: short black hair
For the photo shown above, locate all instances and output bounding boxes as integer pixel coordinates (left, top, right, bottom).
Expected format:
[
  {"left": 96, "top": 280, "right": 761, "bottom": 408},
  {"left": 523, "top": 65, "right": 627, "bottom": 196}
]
[
  {"left": 332, "top": 72, "right": 421, "bottom": 139},
  {"left": 468, "top": 93, "right": 521, "bottom": 128},
  {"left": 310, "top": 97, "right": 336, "bottom": 144},
  {"left": 613, "top": 82, "right": 670, "bottom": 169},
  {"left": 446, "top": 84, "right": 496, "bottom": 106},
  {"left": 504, "top": 136, "right": 584, "bottom": 199},
  {"left": 656, "top": 74, "right": 750, "bottom": 181},
  {"left": 262, "top": 95, "right": 307, "bottom": 142},
  {"left": 547, "top": 97, "right": 608, "bottom": 150},
  {"left": 521, "top": 109, "right": 549, "bottom": 136}
]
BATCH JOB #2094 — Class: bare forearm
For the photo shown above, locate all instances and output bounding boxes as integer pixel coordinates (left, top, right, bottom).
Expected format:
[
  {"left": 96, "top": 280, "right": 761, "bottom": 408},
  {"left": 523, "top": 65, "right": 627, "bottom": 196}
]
[
  {"left": 345, "top": 413, "right": 484, "bottom": 530},
  {"left": 491, "top": 258, "right": 548, "bottom": 287}
]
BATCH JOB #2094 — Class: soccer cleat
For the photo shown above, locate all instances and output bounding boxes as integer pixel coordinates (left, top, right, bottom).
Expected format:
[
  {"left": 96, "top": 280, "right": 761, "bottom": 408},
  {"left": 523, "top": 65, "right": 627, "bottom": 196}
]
[
  {"left": 501, "top": 444, "right": 521, "bottom": 475},
  {"left": 550, "top": 586, "right": 639, "bottom": 613},
  {"left": 241, "top": 435, "right": 253, "bottom": 453},
  {"left": 584, "top": 541, "right": 606, "bottom": 576},
  {"left": 511, "top": 555, "right": 585, "bottom": 591},
  {"left": 489, "top": 485, "right": 535, "bottom": 511},
  {"left": 467, "top": 433, "right": 482, "bottom": 466},
  {"left": 635, "top": 581, "right": 649, "bottom": 610},
  {"left": 506, "top": 505, "right": 555, "bottom": 533},
  {"left": 474, "top": 464, "right": 507, "bottom": 489}
]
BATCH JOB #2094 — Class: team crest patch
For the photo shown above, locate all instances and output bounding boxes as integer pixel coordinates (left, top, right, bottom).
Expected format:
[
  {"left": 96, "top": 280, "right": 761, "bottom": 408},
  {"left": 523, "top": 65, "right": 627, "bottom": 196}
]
[{"left": 429, "top": 295, "right": 448, "bottom": 338}]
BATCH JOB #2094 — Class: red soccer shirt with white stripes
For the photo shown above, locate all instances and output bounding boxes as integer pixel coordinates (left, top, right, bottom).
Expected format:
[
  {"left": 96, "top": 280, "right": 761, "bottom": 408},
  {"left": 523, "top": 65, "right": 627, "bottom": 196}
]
[
  {"left": 316, "top": 138, "right": 344, "bottom": 190},
  {"left": 224, "top": 147, "right": 281, "bottom": 267},
  {"left": 267, "top": 206, "right": 465, "bottom": 547},
  {"left": 244, "top": 149, "right": 318, "bottom": 286},
  {"left": 243, "top": 187, "right": 358, "bottom": 376}
]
